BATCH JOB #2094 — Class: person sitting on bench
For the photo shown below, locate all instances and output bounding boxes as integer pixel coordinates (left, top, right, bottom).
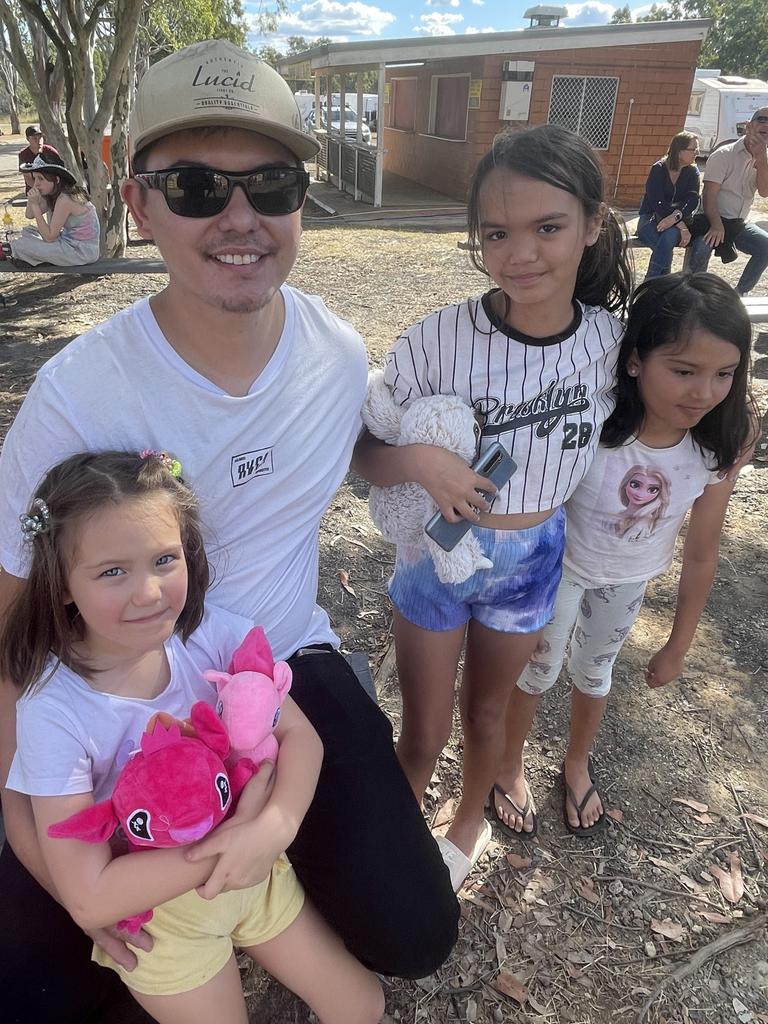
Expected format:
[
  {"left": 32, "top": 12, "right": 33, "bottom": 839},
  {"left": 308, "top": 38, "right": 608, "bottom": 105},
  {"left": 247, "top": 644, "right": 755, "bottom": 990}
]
[{"left": 2, "top": 156, "right": 99, "bottom": 267}]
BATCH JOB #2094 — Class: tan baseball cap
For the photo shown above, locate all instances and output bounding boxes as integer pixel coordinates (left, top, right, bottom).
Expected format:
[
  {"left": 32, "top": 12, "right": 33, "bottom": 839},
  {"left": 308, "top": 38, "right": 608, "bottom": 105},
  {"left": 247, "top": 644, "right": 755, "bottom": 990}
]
[{"left": 130, "top": 39, "right": 320, "bottom": 162}]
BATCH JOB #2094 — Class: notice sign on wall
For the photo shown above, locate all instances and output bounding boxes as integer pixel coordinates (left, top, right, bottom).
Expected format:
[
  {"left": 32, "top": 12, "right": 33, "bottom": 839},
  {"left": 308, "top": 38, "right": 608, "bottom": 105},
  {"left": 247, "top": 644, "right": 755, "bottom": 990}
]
[
  {"left": 499, "top": 61, "right": 535, "bottom": 121},
  {"left": 384, "top": 83, "right": 391, "bottom": 104},
  {"left": 469, "top": 79, "right": 483, "bottom": 109}
]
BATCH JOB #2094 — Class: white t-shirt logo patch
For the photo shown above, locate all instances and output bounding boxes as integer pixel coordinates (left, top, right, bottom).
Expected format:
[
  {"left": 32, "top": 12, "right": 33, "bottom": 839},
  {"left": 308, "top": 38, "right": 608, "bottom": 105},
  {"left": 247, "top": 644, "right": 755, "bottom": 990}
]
[{"left": 231, "top": 447, "right": 273, "bottom": 487}]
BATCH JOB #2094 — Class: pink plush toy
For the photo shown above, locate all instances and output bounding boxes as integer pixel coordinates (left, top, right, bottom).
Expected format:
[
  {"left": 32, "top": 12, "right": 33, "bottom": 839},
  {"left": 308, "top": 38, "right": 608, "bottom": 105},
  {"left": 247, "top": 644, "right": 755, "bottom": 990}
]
[
  {"left": 206, "top": 626, "right": 293, "bottom": 769},
  {"left": 48, "top": 701, "right": 256, "bottom": 933}
]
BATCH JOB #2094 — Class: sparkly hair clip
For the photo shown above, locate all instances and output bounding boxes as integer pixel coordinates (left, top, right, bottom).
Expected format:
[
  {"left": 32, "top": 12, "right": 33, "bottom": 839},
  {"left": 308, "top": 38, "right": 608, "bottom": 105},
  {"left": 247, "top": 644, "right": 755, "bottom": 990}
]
[
  {"left": 19, "top": 498, "right": 51, "bottom": 539},
  {"left": 138, "top": 449, "right": 183, "bottom": 479}
]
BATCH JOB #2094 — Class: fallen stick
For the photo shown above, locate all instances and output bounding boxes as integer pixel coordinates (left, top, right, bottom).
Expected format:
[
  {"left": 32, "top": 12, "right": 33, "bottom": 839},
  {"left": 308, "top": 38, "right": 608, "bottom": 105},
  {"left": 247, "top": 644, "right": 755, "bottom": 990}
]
[
  {"left": 596, "top": 875, "right": 723, "bottom": 911},
  {"left": 373, "top": 638, "right": 397, "bottom": 686},
  {"left": 728, "top": 782, "right": 765, "bottom": 871},
  {"left": 638, "top": 913, "right": 767, "bottom": 1022}
]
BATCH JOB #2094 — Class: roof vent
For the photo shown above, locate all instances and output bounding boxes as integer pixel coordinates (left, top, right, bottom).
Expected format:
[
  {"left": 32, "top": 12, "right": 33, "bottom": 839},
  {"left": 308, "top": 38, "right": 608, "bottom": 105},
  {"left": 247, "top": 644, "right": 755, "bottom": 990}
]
[
  {"left": 523, "top": 5, "right": 568, "bottom": 28},
  {"left": 717, "top": 75, "right": 749, "bottom": 85}
]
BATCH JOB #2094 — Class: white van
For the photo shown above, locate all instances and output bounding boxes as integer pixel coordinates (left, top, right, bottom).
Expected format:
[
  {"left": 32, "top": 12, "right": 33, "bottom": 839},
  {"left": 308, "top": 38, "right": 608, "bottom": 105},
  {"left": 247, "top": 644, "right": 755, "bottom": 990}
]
[{"left": 685, "top": 70, "right": 768, "bottom": 154}]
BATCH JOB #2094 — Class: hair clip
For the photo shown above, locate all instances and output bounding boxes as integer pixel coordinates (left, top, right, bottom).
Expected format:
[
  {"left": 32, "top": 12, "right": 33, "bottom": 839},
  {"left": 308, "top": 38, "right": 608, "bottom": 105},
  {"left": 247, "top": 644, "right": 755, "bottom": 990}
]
[
  {"left": 139, "top": 448, "right": 183, "bottom": 478},
  {"left": 20, "top": 498, "right": 50, "bottom": 539}
]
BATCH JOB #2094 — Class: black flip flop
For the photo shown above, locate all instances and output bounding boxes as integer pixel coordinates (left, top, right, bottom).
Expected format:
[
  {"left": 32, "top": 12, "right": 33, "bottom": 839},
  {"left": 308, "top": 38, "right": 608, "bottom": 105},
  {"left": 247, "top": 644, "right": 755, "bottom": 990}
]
[
  {"left": 488, "top": 782, "right": 538, "bottom": 840},
  {"left": 562, "top": 757, "right": 605, "bottom": 837}
]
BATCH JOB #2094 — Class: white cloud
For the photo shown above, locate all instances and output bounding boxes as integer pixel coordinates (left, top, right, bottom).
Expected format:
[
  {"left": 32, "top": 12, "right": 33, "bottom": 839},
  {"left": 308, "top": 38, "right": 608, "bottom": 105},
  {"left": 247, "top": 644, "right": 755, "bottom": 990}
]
[
  {"left": 561, "top": 1, "right": 615, "bottom": 25},
  {"left": 413, "top": 11, "right": 464, "bottom": 34},
  {"left": 249, "top": 0, "right": 396, "bottom": 43},
  {"left": 471, "top": 0, "right": 485, "bottom": 5},
  {"left": 465, "top": 24, "right": 497, "bottom": 32},
  {"left": 425, "top": 0, "right": 460, "bottom": 6}
]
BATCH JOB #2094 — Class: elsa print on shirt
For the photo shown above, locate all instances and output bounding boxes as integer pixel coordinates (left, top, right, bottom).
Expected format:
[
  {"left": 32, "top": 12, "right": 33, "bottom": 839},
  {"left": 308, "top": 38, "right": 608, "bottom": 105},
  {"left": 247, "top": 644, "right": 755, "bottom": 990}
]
[{"left": 606, "top": 464, "right": 671, "bottom": 542}]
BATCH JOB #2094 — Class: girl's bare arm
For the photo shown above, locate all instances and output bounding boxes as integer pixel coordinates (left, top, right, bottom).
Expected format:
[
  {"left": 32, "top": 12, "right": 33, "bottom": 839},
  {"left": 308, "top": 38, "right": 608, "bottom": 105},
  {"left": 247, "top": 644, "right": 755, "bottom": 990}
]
[{"left": 645, "top": 480, "right": 734, "bottom": 687}]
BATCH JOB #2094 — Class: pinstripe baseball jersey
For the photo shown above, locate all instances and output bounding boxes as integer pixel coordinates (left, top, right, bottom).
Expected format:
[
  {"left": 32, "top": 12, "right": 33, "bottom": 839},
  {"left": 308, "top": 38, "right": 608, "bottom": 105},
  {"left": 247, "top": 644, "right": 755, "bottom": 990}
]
[{"left": 383, "top": 291, "right": 624, "bottom": 515}]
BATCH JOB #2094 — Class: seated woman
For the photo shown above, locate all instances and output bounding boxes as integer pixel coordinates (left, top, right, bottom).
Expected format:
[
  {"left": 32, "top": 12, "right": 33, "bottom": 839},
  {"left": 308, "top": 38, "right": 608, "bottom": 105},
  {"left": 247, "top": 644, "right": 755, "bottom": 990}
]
[
  {"left": 636, "top": 132, "right": 700, "bottom": 280},
  {"left": 3, "top": 155, "right": 100, "bottom": 266}
]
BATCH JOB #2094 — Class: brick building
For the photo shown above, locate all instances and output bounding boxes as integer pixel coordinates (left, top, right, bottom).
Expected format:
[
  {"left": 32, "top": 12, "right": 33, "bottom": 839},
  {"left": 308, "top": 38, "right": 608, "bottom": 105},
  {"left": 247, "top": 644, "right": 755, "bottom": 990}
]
[{"left": 279, "top": 19, "right": 709, "bottom": 207}]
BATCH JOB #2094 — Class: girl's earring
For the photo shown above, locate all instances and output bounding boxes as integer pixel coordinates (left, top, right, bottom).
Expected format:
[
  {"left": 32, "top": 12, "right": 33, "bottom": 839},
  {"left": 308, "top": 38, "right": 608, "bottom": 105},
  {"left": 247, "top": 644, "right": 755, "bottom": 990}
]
[{"left": 627, "top": 367, "right": 639, "bottom": 377}]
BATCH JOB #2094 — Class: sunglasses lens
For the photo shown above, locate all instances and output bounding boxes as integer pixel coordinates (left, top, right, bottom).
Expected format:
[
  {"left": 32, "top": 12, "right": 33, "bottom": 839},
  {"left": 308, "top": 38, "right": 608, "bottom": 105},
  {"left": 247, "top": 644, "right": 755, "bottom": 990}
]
[
  {"left": 165, "top": 169, "right": 229, "bottom": 217},
  {"left": 148, "top": 167, "right": 308, "bottom": 218},
  {"left": 755, "top": 115, "right": 768, "bottom": 124},
  {"left": 247, "top": 169, "right": 307, "bottom": 216}
]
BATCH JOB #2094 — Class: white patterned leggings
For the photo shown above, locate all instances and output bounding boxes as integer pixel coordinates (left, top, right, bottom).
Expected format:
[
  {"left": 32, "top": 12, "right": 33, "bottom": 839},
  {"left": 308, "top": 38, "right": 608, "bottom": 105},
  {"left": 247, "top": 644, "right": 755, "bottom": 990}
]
[{"left": 516, "top": 567, "right": 649, "bottom": 698}]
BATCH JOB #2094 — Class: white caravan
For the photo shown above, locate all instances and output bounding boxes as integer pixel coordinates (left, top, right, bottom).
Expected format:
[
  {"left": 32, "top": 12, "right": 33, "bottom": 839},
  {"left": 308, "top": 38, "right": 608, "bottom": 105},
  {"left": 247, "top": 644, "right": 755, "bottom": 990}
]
[{"left": 685, "top": 70, "right": 768, "bottom": 154}]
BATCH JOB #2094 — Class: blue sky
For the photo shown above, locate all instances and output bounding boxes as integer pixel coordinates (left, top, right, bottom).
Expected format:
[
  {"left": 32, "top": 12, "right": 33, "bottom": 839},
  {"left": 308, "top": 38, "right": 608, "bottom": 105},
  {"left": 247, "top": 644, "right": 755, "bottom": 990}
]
[{"left": 245, "top": 1, "right": 663, "bottom": 53}]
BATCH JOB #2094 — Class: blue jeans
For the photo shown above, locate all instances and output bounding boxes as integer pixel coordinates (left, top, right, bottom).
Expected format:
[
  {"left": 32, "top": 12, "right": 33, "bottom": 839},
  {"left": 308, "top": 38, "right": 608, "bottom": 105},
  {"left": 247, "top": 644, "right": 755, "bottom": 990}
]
[
  {"left": 637, "top": 214, "right": 681, "bottom": 278},
  {"left": 689, "top": 221, "right": 768, "bottom": 295}
]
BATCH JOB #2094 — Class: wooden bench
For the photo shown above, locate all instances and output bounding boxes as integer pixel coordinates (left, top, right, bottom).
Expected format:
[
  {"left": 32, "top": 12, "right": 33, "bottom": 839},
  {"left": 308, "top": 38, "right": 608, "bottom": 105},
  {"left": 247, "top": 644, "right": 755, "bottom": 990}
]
[
  {"left": 1, "top": 257, "right": 166, "bottom": 275},
  {"left": 742, "top": 297, "right": 768, "bottom": 324}
]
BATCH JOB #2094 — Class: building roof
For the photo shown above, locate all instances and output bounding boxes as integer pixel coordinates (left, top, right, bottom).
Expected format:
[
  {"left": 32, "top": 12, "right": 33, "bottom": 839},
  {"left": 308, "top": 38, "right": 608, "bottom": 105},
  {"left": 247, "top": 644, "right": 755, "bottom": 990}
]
[
  {"left": 279, "top": 19, "right": 711, "bottom": 74},
  {"left": 695, "top": 75, "right": 768, "bottom": 93}
]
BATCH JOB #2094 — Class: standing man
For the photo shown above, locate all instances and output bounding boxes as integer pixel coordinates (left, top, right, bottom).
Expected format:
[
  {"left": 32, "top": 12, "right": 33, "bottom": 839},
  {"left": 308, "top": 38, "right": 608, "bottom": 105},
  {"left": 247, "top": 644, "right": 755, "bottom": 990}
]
[
  {"left": 17, "top": 125, "right": 64, "bottom": 193},
  {"left": 689, "top": 108, "right": 768, "bottom": 295},
  {"left": 0, "top": 40, "right": 458, "bottom": 1024}
]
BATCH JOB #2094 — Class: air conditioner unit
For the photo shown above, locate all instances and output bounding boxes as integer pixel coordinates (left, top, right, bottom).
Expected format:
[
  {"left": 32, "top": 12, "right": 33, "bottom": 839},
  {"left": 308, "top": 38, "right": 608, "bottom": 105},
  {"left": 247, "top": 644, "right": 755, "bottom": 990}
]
[{"left": 499, "top": 61, "right": 535, "bottom": 121}]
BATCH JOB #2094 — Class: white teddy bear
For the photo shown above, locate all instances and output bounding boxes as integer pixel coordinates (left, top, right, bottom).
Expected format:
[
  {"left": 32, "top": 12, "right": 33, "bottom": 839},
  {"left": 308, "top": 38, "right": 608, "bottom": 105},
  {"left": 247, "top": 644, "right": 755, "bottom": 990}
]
[{"left": 361, "top": 370, "right": 493, "bottom": 585}]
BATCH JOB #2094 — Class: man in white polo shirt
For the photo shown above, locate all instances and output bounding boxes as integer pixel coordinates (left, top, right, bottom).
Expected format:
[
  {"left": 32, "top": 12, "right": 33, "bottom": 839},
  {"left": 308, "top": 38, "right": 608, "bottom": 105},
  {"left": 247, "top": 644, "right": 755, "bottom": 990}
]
[{"left": 689, "top": 107, "right": 768, "bottom": 295}]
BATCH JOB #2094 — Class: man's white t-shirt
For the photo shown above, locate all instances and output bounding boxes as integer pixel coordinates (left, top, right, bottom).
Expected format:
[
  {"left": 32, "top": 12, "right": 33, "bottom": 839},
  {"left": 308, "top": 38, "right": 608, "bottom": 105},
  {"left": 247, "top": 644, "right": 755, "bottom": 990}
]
[
  {"left": 7, "top": 604, "right": 252, "bottom": 804},
  {"left": 0, "top": 286, "right": 368, "bottom": 660}
]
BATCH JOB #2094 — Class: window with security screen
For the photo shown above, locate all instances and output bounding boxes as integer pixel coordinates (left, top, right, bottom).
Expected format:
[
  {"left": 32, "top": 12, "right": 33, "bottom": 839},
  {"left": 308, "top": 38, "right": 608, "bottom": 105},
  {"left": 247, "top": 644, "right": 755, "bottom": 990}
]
[{"left": 547, "top": 75, "right": 619, "bottom": 150}]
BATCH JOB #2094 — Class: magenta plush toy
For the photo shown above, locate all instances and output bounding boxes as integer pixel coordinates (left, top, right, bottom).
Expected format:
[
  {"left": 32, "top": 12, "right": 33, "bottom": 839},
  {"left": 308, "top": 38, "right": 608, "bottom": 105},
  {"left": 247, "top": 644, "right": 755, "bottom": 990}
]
[
  {"left": 206, "top": 626, "right": 293, "bottom": 769},
  {"left": 48, "top": 701, "right": 256, "bottom": 933}
]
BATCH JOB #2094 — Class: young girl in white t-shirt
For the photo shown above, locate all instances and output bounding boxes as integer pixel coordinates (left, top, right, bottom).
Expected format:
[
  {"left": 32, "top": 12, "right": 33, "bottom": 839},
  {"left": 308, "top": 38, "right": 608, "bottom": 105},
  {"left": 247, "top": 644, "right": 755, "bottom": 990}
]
[
  {"left": 1, "top": 450, "right": 383, "bottom": 1024},
  {"left": 353, "top": 125, "right": 633, "bottom": 890},
  {"left": 507, "top": 272, "right": 756, "bottom": 836}
]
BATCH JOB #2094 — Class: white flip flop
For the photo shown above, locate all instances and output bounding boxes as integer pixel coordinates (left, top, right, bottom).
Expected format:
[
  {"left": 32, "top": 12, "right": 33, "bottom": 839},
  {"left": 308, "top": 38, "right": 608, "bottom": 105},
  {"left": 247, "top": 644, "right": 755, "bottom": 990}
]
[{"left": 435, "top": 819, "right": 493, "bottom": 892}]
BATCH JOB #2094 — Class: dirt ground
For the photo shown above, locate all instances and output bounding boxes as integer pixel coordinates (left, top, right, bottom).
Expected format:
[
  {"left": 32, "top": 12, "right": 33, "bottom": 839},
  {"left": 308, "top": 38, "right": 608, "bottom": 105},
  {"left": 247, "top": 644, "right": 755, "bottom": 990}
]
[{"left": 1, "top": 217, "right": 767, "bottom": 1024}]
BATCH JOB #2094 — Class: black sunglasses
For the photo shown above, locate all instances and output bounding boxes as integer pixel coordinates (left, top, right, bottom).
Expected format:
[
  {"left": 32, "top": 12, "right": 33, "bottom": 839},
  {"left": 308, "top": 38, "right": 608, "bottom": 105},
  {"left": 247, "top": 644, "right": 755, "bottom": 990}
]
[
  {"left": 753, "top": 115, "right": 768, "bottom": 124},
  {"left": 134, "top": 165, "right": 310, "bottom": 218}
]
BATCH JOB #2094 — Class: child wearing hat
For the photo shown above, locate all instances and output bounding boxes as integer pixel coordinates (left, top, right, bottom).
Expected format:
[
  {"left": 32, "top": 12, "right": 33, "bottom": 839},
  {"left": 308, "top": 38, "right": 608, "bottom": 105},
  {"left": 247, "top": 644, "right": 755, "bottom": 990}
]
[{"left": 5, "top": 155, "right": 100, "bottom": 266}]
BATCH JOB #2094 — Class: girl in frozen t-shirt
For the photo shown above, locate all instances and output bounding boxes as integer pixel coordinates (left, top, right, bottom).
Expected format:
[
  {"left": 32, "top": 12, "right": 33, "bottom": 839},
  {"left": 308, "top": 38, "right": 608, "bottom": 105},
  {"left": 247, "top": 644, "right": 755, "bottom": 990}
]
[{"left": 500, "top": 272, "right": 756, "bottom": 837}]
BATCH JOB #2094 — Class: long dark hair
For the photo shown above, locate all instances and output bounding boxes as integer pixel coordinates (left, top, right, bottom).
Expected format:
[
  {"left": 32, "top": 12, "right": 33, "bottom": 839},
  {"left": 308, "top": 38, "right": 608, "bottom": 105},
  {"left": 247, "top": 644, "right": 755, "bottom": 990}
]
[
  {"left": 466, "top": 124, "right": 633, "bottom": 316},
  {"left": 602, "top": 273, "right": 756, "bottom": 469},
  {"left": 0, "top": 451, "right": 210, "bottom": 694}
]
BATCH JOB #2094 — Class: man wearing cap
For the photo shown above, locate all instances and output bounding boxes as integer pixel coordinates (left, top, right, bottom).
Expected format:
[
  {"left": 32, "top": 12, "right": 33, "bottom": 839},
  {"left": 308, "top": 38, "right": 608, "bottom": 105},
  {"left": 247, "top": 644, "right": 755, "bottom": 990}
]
[
  {"left": 18, "top": 126, "right": 64, "bottom": 193},
  {"left": 688, "top": 108, "right": 768, "bottom": 295},
  {"left": 0, "top": 40, "right": 458, "bottom": 1024}
]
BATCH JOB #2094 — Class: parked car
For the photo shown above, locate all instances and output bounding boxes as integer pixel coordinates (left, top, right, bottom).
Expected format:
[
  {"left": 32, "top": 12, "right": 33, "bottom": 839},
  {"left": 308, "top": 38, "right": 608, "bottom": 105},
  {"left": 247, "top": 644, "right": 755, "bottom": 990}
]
[{"left": 306, "top": 107, "right": 371, "bottom": 144}]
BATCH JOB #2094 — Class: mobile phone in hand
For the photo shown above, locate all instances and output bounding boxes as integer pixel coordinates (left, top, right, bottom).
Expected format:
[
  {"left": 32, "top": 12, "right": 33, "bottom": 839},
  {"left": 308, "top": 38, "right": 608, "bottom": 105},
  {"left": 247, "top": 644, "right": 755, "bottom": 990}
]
[{"left": 424, "top": 442, "right": 517, "bottom": 552}]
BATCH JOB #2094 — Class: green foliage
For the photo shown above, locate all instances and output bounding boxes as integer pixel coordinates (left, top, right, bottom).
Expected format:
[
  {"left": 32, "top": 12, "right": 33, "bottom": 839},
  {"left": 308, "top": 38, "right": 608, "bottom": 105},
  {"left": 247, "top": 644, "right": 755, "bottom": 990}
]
[
  {"left": 258, "top": 44, "right": 283, "bottom": 70},
  {"left": 636, "top": 3, "right": 677, "bottom": 21},
  {"left": 144, "top": 0, "right": 248, "bottom": 57},
  {"left": 607, "top": 0, "right": 768, "bottom": 80}
]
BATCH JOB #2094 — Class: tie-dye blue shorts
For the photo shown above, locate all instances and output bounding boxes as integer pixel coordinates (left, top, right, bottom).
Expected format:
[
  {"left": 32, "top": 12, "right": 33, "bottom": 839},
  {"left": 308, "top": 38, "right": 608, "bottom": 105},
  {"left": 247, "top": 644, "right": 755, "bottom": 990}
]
[{"left": 388, "top": 506, "right": 566, "bottom": 634}]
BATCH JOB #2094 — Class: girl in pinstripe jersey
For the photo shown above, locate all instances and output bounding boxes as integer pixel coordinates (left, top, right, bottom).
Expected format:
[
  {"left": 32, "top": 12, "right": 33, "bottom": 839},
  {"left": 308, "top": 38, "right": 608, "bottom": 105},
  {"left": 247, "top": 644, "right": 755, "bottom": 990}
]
[{"left": 353, "top": 126, "right": 633, "bottom": 890}]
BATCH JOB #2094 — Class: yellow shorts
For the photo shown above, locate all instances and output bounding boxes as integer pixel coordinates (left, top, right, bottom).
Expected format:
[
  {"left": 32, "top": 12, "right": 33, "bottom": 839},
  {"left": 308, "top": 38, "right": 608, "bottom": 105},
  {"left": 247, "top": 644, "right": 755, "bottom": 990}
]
[{"left": 92, "top": 855, "right": 305, "bottom": 996}]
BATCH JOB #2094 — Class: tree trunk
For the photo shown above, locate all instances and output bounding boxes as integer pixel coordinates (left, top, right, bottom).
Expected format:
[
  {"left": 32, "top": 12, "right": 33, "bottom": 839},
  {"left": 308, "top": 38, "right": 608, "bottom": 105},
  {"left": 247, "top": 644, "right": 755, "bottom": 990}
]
[{"left": 104, "top": 50, "right": 134, "bottom": 258}]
